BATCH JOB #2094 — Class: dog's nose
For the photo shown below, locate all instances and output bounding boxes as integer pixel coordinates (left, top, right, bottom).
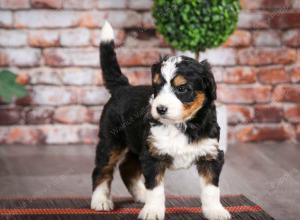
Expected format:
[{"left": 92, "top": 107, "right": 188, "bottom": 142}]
[{"left": 156, "top": 105, "right": 168, "bottom": 115}]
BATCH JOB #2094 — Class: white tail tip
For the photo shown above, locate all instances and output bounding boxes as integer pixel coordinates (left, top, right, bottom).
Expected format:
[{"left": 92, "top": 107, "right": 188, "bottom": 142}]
[{"left": 101, "top": 21, "right": 114, "bottom": 42}]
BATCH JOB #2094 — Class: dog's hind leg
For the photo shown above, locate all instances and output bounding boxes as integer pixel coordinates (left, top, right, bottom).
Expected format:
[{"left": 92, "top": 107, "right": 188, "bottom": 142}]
[
  {"left": 91, "top": 141, "right": 125, "bottom": 211},
  {"left": 119, "top": 151, "right": 146, "bottom": 203}
]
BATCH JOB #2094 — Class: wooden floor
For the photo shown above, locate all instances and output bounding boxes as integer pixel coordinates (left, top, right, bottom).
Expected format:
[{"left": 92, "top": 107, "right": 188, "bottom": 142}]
[{"left": 0, "top": 142, "right": 299, "bottom": 220}]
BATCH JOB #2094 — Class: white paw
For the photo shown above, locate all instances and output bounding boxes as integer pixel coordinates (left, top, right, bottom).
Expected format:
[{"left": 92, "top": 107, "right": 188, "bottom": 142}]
[
  {"left": 91, "top": 193, "right": 114, "bottom": 211},
  {"left": 91, "top": 197, "right": 114, "bottom": 211},
  {"left": 203, "top": 205, "right": 231, "bottom": 220},
  {"left": 138, "top": 205, "right": 165, "bottom": 220},
  {"left": 133, "top": 191, "right": 146, "bottom": 203},
  {"left": 130, "top": 179, "right": 146, "bottom": 203}
]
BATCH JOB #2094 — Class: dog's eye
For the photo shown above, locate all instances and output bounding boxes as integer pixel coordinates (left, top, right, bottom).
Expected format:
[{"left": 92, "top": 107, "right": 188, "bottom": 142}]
[{"left": 176, "top": 85, "right": 188, "bottom": 94}]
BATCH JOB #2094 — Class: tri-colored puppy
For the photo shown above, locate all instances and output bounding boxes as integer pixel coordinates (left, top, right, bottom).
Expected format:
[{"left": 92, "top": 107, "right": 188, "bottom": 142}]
[{"left": 91, "top": 21, "right": 230, "bottom": 220}]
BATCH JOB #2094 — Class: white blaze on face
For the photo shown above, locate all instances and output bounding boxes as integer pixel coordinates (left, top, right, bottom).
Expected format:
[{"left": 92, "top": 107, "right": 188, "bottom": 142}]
[{"left": 151, "top": 56, "right": 184, "bottom": 124}]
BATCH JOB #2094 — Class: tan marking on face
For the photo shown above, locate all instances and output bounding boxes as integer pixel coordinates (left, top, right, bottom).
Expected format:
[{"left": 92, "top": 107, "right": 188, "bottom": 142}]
[
  {"left": 173, "top": 75, "right": 187, "bottom": 87},
  {"left": 182, "top": 92, "right": 205, "bottom": 120},
  {"left": 153, "top": 73, "right": 161, "bottom": 84}
]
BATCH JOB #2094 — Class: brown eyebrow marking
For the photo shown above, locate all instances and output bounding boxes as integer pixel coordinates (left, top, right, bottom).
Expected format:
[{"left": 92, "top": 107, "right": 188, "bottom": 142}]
[
  {"left": 153, "top": 73, "right": 161, "bottom": 84},
  {"left": 173, "top": 75, "right": 187, "bottom": 87}
]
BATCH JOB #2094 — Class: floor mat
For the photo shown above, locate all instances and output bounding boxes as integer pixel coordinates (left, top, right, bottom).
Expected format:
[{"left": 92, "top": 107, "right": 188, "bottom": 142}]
[{"left": 0, "top": 195, "right": 275, "bottom": 220}]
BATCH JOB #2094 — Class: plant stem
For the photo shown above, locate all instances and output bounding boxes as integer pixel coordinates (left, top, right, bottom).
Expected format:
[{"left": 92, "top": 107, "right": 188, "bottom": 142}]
[{"left": 195, "top": 51, "right": 200, "bottom": 61}]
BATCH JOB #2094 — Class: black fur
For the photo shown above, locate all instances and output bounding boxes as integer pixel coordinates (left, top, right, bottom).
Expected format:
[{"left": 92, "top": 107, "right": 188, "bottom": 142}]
[{"left": 100, "top": 41, "right": 129, "bottom": 93}]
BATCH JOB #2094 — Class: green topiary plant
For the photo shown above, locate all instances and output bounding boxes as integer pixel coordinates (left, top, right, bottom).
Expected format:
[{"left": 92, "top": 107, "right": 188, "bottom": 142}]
[
  {"left": 152, "top": 0, "right": 240, "bottom": 60},
  {"left": 0, "top": 70, "right": 28, "bottom": 103}
]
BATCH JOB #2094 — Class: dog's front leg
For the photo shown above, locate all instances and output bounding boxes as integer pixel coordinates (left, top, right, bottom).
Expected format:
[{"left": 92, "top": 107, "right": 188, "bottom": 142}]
[
  {"left": 196, "top": 150, "right": 231, "bottom": 220},
  {"left": 138, "top": 155, "right": 167, "bottom": 220}
]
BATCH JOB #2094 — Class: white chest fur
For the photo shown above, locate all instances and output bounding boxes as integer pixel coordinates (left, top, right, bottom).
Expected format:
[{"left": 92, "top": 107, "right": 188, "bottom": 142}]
[{"left": 149, "top": 124, "right": 219, "bottom": 170}]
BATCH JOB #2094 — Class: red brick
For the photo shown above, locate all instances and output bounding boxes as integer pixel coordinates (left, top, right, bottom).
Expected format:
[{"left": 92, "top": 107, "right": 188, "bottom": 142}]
[
  {"left": 238, "top": 11, "right": 270, "bottom": 29},
  {"left": 28, "top": 68, "right": 61, "bottom": 85},
  {"left": 78, "top": 87, "right": 110, "bottom": 105},
  {"left": 284, "top": 105, "right": 300, "bottom": 123},
  {"left": 211, "top": 67, "right": 223, "bottom": 83},
  {"left": 142, "top": 12, "right": 155, "bottom": 29},
  {"left": 1, "top": 126, "right": 44, "bottom": 145},
  {"left": 91, "top": 29, "right": 125, "bottom": 47},
  {"left": 0, "top": 51, "right": 8, "bottom": 66},
  {"left": 15, "top": 11, "right": 79, "bottom": 28},
  {"left": 41, "top": 125, "right": 79, "bottom": 144},
  {"left": 60, "top": 28, "right": 90, "bottom": 47},
  {"left": 116, "top": 48, "right": 165, "bottom": 67},
  {"left": 16, "top": 95, "right": 32, "bottom": 106},
  {"left": 223, "top": 67, "right": 256, "bottom": 84},
  {"left": 288, "top": 66, "right": 300, "bottom": 83},
  {"left": 25, "top": 107, "right": 53, "bottom": 124},
  {"left": 240, "top": 0, "right": 293, "bottom": 9},
  {"left": 217, "top": 85, "right": 272, "bottom": 104},
  {"left": 254, "top": 105, "right": 283, "bottom": 122},
  {"left": 0, "top": 30, "right": 27, "bottom": 47},
  {"left": 283, "top": 30, "right": 300, "bottom": 47},
  {"left": 0, "top": 48, "right": 41, "bottom": 67},
  {"left": 203, "top": 48, "right": 237, "bottom": 66},
  {"left": 236, "top": 125, "right": 293, "bottom": 142},
  {"left": 257, "top": 66, "right": 289, "bottom": 84},
  {"left": 78, "top": 11, "right": 142, "bottom": 28},
  {"left": 29, "top": 30, "right": 60, "bottom": 47},
  {"left": 0, "top": 11, "right": 13, "bottom": 27},
  {"left": 44, "top": 48, "right": 98, "bottom": 67},
  {"left": 32, "top": 86, "right": 78, "bottom": 105},
  {"left": 54, "top": 106, "right": 88, "bottom": 124},
  {"left": 87, "top": 107, "right": 103, "bottom": 124},
  {"left": 124, "top": 31, "right": 161, "bottom": 48},
  {"left": 123, "top": 68, "right": 151, "bottom": 85},
  {"left": 63, "top": 0, "right": 97, "bottom": 9},
  {"left": 78, "top": 125, "right": 98, "bottom": 144},
  {"left": 0, "top": 108, "right": 21, "bottom": 125},
  {"left": 61, "top": 68, "right": 102, "bottom": 86},
  {"left": 0, "top": 0, "right": 29, "bottom": 9},
  {"left": 253, "top": 31, "right": 281, "bottom": 47},
  {"left": 240, "top": 0, "right": 260, "bottom": 9},
  {"left": 128, "top": 0, "right": 153, "bottom": 10},
  {"left": 238, "top": 48, "right": 297, "bottom": 66},
  {"left": 270, "top": 12, "right": 300, "bottom": 29},
  {"left": 223, "top": 30, "right": 251, "bottom": 47},
  {"left": 297, "top": 125, "right": 300, "bottom": 140},
  {"left": 97, "top": 0, "right": 126, "bottom": 9},
  {"left": 273, "top": 85, "right": 300, "bottom": 102},
  {"left": 227, "top": 105, "right": 253, "bottom": 124},
  {"left": 31, "top": 0, "right": 62, "bottom": 8}
]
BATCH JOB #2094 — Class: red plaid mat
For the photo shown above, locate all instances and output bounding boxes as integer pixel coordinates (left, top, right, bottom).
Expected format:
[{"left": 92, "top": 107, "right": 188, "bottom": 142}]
[{"left": 0, "top": 195, "right": 275, "bottom": 220}]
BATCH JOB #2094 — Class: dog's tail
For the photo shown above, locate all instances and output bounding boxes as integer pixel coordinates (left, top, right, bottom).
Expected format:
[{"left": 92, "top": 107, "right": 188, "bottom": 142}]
[{"left": 100, "top": 21, "right": 129, "bottom": 93}]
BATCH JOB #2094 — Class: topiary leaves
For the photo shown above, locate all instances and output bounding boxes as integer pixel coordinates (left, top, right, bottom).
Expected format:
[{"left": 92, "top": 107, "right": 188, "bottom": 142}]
[
  {"left": 0, "top": 70, "right": 28, "bottom": 103},
  {"left": 152, "top": 0, "right": 240, "bottom": 53}
]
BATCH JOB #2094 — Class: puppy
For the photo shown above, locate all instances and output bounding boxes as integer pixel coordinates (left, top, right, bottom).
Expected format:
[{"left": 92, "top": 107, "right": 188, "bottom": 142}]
[{"left": 91, "top": 21, "right": 230, "bottom": 220}]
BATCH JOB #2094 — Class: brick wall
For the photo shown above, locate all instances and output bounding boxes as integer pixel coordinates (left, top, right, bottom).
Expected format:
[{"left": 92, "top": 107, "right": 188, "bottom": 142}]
[{"left": 0, "top": 0, "right": 299, "bottom": 145}]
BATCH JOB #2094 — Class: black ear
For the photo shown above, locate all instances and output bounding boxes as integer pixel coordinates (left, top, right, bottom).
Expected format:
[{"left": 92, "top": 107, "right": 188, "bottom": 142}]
[
  {"left": 151, "top": 54, "right": 165, "bottom": 75},
  {"left": 200, "top": 60, "right": 217, "bottom": 101},
  {"left": 151, "top": 60, "right": 163, "bottom": 75}
]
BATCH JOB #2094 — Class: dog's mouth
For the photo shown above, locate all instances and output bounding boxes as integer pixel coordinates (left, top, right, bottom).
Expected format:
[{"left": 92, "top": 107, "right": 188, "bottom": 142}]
[{"left": 151, "top": 112, "right": 184, "bottom": 124}]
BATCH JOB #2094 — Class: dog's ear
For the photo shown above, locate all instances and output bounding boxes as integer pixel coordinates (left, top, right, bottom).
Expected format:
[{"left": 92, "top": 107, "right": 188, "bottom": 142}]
[
  {"left": 200, "top": 60, "right": 217, "bottom": 101},
  {"left": 151, "top": 61, "right": 162, "bottom": 75}
]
